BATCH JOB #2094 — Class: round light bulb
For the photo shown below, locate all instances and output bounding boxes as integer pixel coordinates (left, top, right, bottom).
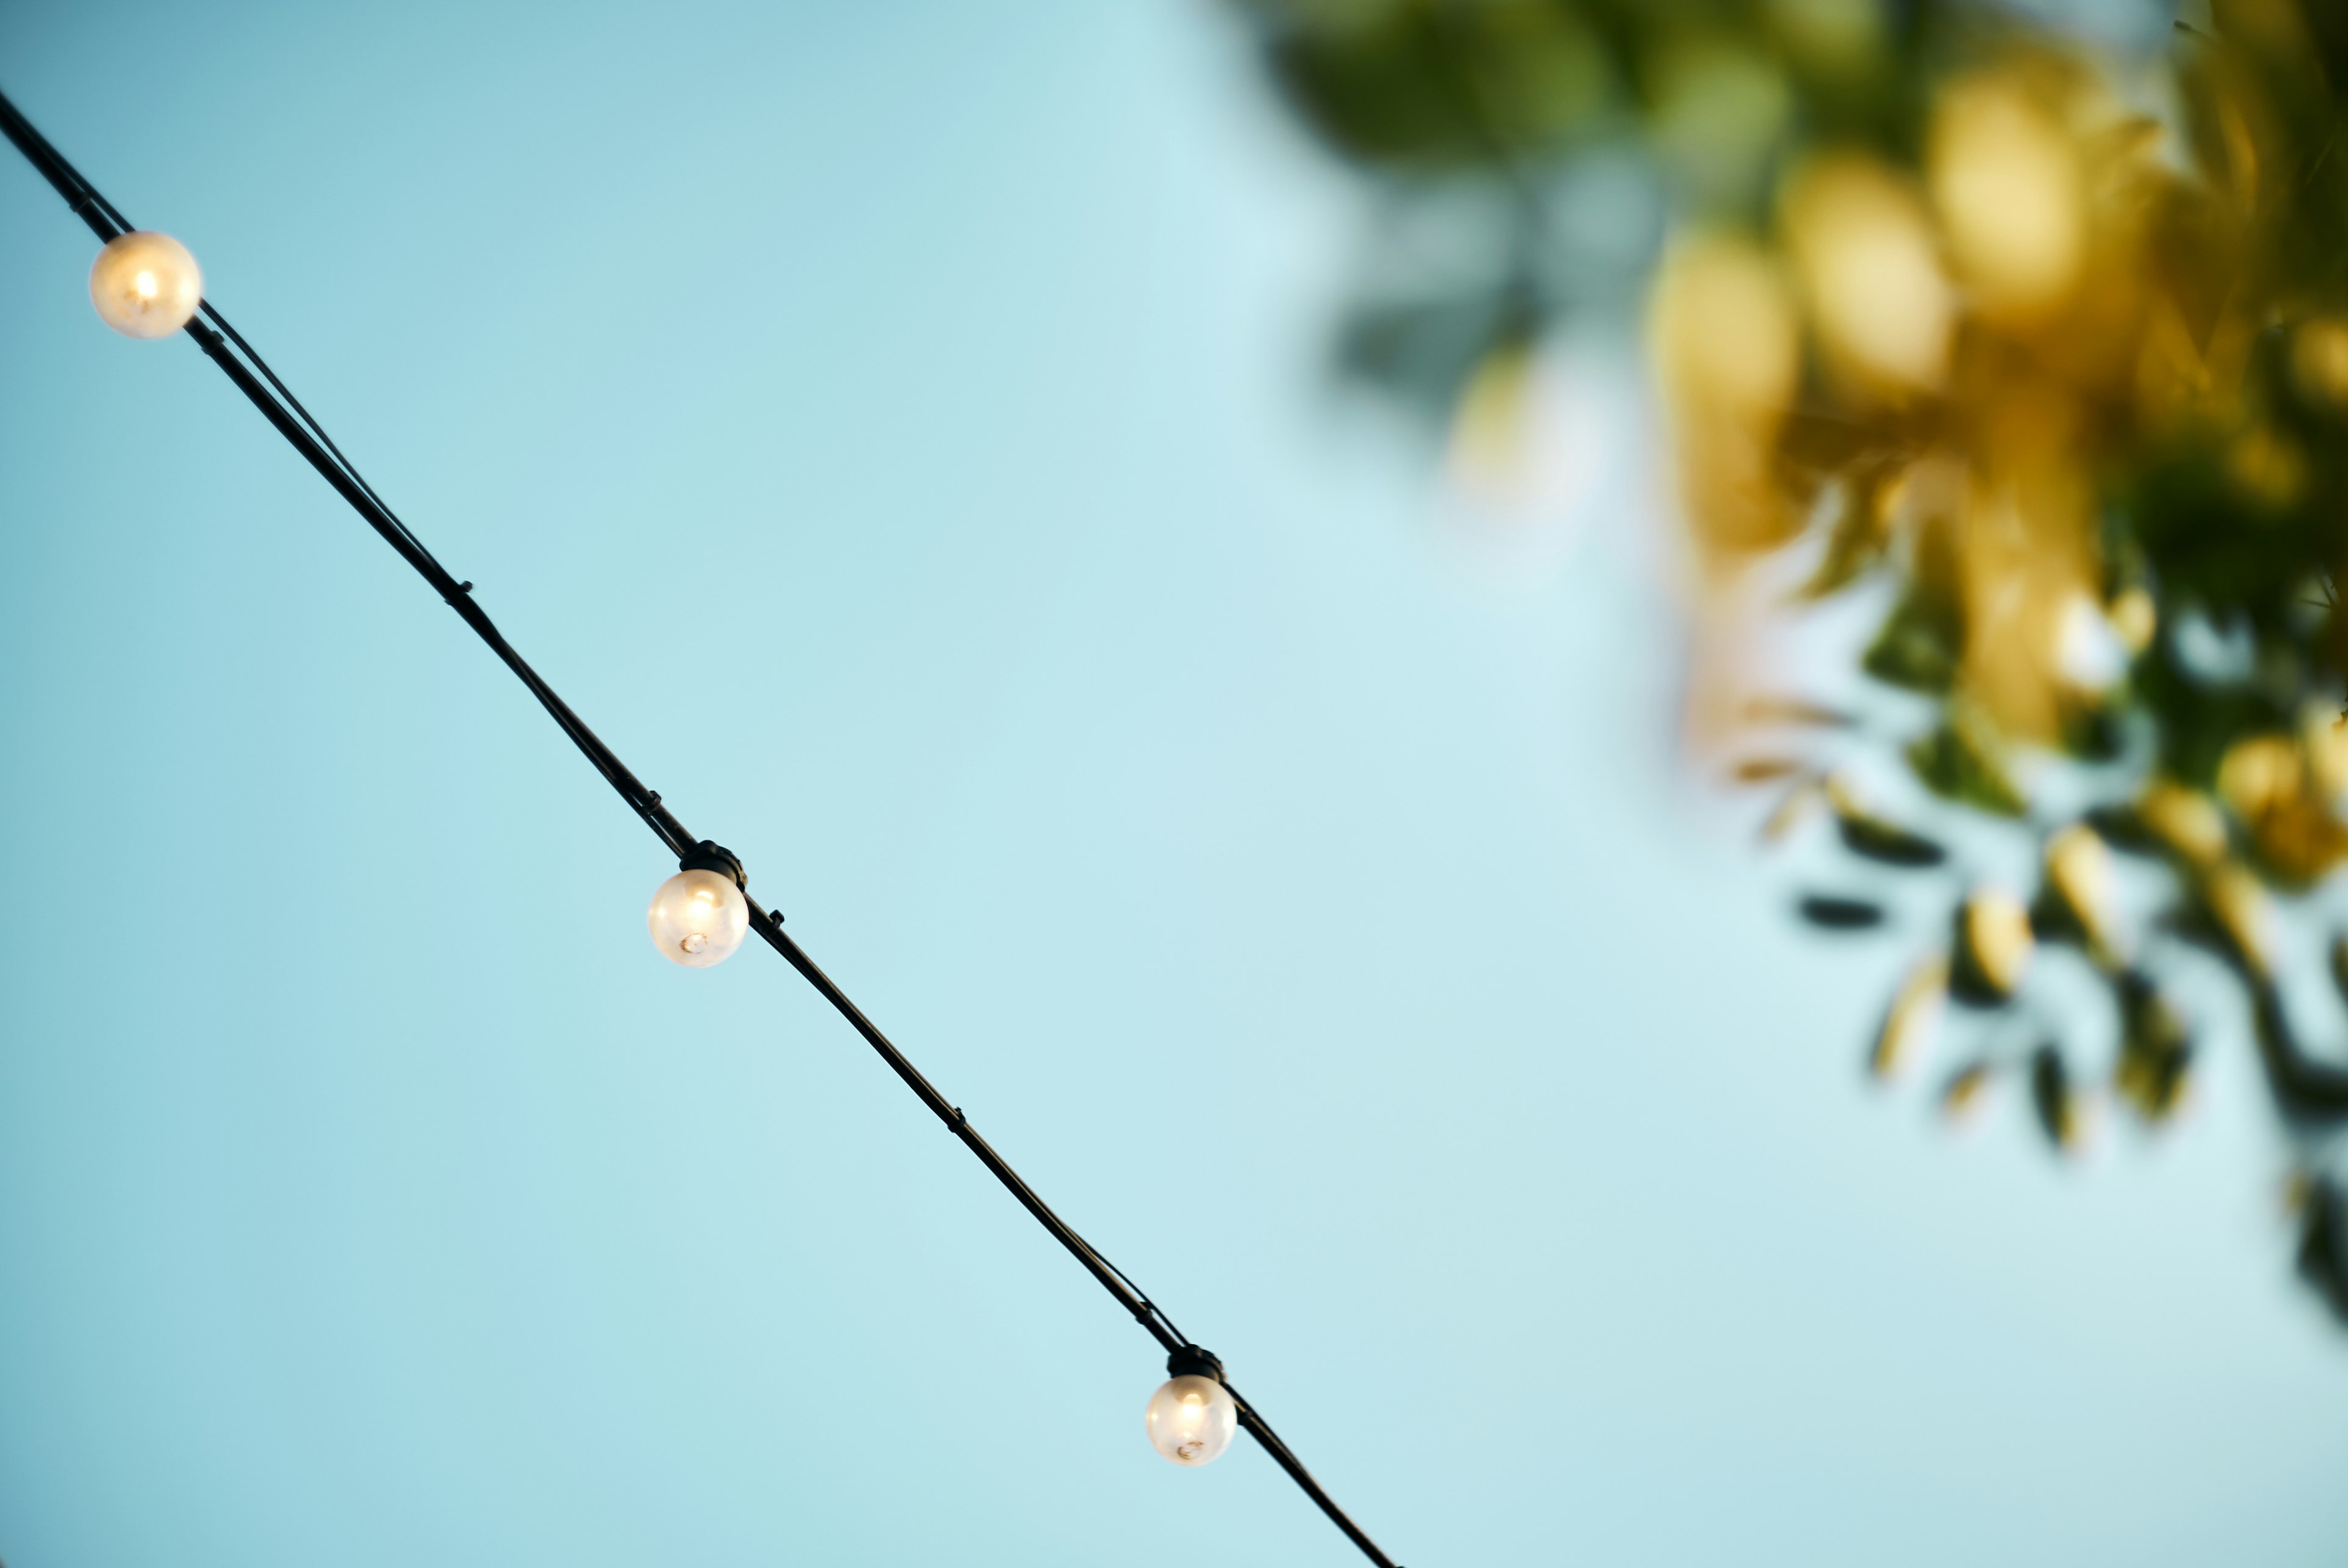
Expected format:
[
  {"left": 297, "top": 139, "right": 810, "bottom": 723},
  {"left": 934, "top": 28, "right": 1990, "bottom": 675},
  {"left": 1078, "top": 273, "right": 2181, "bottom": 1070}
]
[
  {"left": 646, "top": 868, "right": 749, "bottom": 968},
  {"left": 89, "top": 231, "right": 204, "bottom": 338},
  {"left": 1144, "top": 1374, "right": 1238, "bottom": 1467}
]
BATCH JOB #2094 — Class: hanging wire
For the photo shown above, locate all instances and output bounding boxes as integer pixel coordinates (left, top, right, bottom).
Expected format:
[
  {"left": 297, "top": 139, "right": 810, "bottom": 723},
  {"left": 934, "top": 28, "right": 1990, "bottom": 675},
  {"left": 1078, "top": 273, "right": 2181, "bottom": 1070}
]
[
  {"left": 0, "top": 84, "right": 1405, "bottom": 1568},
  {"left": 197, "top": 304, "right": 455, "bottom": 580},
  {"left": 1081, "top": 1238, "right": 1191, "bottom": 1346},
  {"left": 0, "top": 95, "right": 454, "bottom": 588}
]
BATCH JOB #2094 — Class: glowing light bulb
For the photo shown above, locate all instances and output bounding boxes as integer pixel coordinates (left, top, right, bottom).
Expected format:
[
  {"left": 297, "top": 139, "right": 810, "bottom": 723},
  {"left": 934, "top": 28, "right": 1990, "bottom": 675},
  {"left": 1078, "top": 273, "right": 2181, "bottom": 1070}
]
[
  {"left": 646, "top": 868, "right": 748, "bottom": 968},
  {"left": 89, "top": 231, "right": 203, "bottom": 338},
  {"left": 1145, "top": 1374, "right": 1237, "bottom": 1467}
]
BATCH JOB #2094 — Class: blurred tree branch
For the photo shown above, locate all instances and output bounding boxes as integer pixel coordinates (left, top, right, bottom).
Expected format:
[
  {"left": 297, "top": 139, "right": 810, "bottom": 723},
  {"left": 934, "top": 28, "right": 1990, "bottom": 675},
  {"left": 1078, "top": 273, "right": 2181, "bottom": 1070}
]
[{"left": 1235, "top": 0, "right": 2348, "bottom": 1325}]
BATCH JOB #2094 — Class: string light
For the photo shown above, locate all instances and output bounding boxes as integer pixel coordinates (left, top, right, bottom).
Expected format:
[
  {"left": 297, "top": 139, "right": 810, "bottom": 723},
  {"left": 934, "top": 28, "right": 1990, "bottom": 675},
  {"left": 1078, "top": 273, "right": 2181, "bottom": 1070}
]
[
  {"left": 1146, "top": 1348, "right": 1239, "bottom": 1466},
  {"left": 0, "top": 87, "right": 1404, "bottom": 1568},
  {"left": 89, "top": 230, "right": 201, "bottom": 337},
  {"left": 648, "top": 844, "right": 750, "bottom": 967}
]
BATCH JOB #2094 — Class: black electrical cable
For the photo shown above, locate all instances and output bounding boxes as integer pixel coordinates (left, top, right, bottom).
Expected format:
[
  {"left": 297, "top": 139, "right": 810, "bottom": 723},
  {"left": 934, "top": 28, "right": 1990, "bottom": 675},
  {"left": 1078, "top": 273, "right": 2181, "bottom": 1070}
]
[
  {"left": 0, "top": 94, "right": 451, "bottom": 584},
  {"left": 1087, "top": 1244, "right": 1190, "bottom": 1346},
  {"left": 0, "top": 86, "right": 1405, "bottom": 1568},
  {"left": 198, "top": 303, "right": 456, "bottom": 579}
]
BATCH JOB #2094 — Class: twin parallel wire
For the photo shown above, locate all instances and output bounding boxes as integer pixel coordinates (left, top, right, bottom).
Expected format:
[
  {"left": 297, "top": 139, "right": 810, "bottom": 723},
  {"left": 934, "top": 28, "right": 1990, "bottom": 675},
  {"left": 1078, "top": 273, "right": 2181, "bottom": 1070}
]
[{"left": 0, "top": 88, "right": 1401, "bottom": 1568}]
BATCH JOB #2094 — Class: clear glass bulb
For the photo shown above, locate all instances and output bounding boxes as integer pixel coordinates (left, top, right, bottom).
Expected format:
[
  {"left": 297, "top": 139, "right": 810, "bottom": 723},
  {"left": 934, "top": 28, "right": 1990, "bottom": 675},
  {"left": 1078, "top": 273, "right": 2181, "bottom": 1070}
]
[
  {"left": 1144, "top": 1374, "right": 1237, "bottom": 1467},
  {"left": 646, "top": 869, "right": 749, "bottom": 968},
  {"left": 89, "top": 231, "right": 204, "bottom": 339}
]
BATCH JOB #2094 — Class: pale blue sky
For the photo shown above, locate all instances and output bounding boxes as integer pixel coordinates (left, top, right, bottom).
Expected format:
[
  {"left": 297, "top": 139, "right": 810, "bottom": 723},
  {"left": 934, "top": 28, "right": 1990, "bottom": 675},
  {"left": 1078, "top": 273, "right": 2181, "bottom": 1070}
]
[{"left": 2, "top": 3, "right": 2344, "bottom": 1566}]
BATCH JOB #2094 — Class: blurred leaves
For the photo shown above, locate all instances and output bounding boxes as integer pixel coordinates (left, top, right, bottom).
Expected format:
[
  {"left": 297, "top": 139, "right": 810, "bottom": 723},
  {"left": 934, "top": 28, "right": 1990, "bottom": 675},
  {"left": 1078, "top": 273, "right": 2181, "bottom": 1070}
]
[
  {"left": 1239, "top": 0, "right": 2348, "bottom": 1325},
  {"left": 2295, "top": 1178, "right": 2348, "bottom": 1325},
  {"left": 2034, "top": 823, "right": 2119, "bottom": 967},
  {"left": 1797, "top": 461, "right": 1900, "bottom": 598},
  {"left": 1905, "top": 709, "right": 2027, "bottom": 817},
  {"left": 1941, "top": 1060, "right": 1993, "bottom": 1123},
  {"left": 1863, "top": 586, "right": 1962, "bottom": 694},
  {"left": 2113, "top": 971, "right": 2193, "bottom": 1123},
  {"left": 1246, "top": 0, "right": 1616, "bottom": 172}
]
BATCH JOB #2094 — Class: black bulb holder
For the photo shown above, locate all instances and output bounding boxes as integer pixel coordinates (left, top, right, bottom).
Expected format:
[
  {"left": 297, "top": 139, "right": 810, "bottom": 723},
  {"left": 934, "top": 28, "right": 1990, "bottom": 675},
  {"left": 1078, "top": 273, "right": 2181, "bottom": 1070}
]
[
  {"left": 1167, "top": 1344, "right": 1225, "bottom": 1383},
  {"left": 679, "top": 839, "right": 746, "bottom": 889}
]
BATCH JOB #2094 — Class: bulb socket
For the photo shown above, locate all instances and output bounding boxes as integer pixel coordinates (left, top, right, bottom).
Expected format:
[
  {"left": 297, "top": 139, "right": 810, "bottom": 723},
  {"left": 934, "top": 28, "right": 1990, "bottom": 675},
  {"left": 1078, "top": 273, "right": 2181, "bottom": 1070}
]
[
  {"left": 679, "top": 840, "right": 747, "bottom": 889},
  {"left": 1165, "top": 1344, "right": 1224, "bottom": 1383}
]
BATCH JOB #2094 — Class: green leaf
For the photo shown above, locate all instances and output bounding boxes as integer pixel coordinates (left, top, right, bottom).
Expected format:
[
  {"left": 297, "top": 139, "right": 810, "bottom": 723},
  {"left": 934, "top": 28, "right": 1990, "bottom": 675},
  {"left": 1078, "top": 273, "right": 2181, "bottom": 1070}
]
[
  {"left": 2113, "top": 971, "right": 2193, "bottom": 1123},
  {"left": 1941, "top": 1061, "right": 1993, "bottom": 1121},
  {"left": 1869, "top": 951, "right": 1949, "bottom": 1078},
  {"left": 2057, "top": 701, "right": 2127, "bottom": 762},
  {"left": 1826, "top": 774, "right": 1949, "bottom": 866},
  {"left": 1949, "top": 892, "right": 2031, "bottom": 1009},
  {"left": 1862, "top": 587, "right": 1961, "bottom": 694},
  {"left": 1797, "top": 463, "right": 1899, "bottom": 600},
  {"left": 2084, "top": 802, "right": 2163, "bottom": 855},
  {"left": 2029, "top": 1045, "right": 2078, "bottom": 1152},
  {"left": 1796, "top": 893, "right": 1886, "bottom": 930},
  {"left": 2295, "top": 1180, "right": 2348, "bottom": 1325},
  {"left": 1904, "top": 713, "right": 2027, "bottom": 817},
  {"left": 1834, "top": 811, "right": 1948, "bottom": 867}
]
